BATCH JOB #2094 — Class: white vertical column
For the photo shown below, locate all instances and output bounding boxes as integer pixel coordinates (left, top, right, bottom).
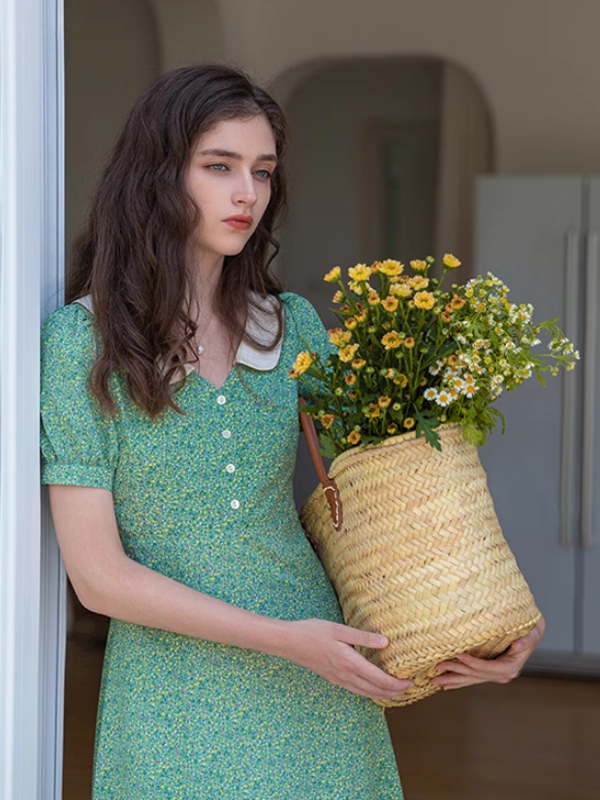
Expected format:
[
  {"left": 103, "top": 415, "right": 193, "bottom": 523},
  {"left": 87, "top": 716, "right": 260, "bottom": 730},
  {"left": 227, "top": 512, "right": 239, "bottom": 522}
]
[{"left": 0, "top": 1, "right": 65, "bottom": 799}]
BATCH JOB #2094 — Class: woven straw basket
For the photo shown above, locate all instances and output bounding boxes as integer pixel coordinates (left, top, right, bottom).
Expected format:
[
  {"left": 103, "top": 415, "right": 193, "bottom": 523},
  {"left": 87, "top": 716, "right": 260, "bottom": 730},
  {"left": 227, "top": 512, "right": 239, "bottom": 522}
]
[{"left": 299, "top": 408, "right": 542, "bottom": 708}]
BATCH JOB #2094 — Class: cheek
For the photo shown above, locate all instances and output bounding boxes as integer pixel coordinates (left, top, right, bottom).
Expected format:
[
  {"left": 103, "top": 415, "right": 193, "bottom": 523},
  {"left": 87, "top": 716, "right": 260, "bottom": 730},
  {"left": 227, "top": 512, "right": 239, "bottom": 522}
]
[
  {"left": 186, "top": 172, "right": 220, "bottom": 211},
  {"left": 257, "top": 184, "right": 273, "bottom": 216}
]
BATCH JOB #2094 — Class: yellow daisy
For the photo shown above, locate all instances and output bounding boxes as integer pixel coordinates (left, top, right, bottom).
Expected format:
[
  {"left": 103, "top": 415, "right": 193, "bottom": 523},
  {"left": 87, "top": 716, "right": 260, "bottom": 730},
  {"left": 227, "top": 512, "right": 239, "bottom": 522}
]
[
  {"left": 378, "top": 259, "right": 404, "bottom": 277},
  {"left": 382, "top": 296, "right": 399, "bottom": 312},
  {"left": 410, "top": 259, "right": 427, "bottom": 272},
  {"left": 292, "top": 352, "right": 314, "bottom": 374},
  {"left": 327, "top": 328, "right": 352, "bottom": 346},
  {"left": 348, "top": 263, "right": 372, "bottom": 281},
  {"left": 367, "top": 403, "right": 381, "bottom": 418},
  {"left": 338, "top": 343, "right": 360, "bottom": 362},
  {"left": 413, "top": 291, "right": 436, "bottom": 310},
  {"left": 409, "top": 276, "right": 429, "bottom": 291},
  {"left": 381, "top": 331, "right": 402, "bottom": 349},
  {"left": 442, "top": 254, "right": 461, "bottom": 269},
  {"left": 324, "top": 266, "right": 341, "bottom": 282},
  {"left": 390, "top": 283, "right": 413, "bottom": 299}
]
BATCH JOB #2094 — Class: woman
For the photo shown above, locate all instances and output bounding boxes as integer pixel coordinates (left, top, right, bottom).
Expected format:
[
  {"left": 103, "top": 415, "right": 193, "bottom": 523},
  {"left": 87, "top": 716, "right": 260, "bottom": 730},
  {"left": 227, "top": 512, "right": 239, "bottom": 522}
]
[{"left": 41, "top": 64, "right": 544, "bottom": 799}]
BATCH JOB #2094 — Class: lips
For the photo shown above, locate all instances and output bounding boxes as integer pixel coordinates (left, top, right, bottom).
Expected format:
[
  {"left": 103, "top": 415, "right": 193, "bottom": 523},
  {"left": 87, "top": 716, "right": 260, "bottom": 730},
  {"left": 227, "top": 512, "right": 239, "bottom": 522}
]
[{"left": 224, "top": 215, "right": 253, "bottom": 231}]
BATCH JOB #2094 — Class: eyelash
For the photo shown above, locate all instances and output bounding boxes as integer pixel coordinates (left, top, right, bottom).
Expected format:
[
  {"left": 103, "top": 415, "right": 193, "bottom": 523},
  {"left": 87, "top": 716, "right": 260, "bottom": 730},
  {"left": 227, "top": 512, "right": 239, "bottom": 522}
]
[{"left": 207, "top": 164, "right": 273, "bottom": 181}]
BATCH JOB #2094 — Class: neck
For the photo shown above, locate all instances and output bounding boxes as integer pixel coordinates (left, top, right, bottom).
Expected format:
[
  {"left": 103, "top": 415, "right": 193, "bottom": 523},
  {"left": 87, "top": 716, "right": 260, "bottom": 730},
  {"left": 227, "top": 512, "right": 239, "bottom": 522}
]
[{"left": 194, "top": 251, "right": 224, "bottom": 313}]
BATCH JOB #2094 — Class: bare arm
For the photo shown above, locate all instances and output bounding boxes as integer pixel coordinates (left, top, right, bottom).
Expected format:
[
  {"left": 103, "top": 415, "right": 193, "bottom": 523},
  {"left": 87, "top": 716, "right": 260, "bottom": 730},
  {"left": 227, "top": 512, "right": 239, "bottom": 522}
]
[{"left": 50, "top": 484, "right": 414, "bottom": 701}]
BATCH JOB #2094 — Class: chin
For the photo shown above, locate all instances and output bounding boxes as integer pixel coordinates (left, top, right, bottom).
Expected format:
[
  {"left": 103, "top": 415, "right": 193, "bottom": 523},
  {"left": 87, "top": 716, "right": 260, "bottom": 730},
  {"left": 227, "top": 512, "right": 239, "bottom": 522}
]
[{"left": 223, "top": 239, "right": 252, "bottom": 256}]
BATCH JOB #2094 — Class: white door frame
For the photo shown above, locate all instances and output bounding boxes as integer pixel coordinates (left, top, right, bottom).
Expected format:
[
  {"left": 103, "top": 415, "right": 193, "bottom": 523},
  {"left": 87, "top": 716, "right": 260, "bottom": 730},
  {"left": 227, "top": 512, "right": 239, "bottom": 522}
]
[{"left": 0, "top": 1, "right": 65, "bottom": 798}]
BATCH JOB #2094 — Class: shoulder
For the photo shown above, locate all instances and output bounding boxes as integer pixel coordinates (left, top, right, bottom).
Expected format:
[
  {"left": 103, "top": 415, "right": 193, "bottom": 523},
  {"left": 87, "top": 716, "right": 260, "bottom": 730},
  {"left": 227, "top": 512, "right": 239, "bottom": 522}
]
[
  {"left": 279, "top": 291, "right": 319, "bottom": 317},
  {"left": 41, "top": 300, "right": 98, "bottom": 368},
  {"left": 279, "top": 292, "right": 323, "bottom": 328},
  {"left": 279, "top": 291, "right": 332, "bottom": 353}
]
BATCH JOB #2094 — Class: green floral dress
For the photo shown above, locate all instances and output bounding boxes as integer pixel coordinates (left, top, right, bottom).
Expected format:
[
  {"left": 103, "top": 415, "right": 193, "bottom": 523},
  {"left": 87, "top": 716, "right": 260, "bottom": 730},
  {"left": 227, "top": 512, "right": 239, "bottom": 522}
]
[{"left": 40, "top": 291, "right": 404, "bottom": 800}]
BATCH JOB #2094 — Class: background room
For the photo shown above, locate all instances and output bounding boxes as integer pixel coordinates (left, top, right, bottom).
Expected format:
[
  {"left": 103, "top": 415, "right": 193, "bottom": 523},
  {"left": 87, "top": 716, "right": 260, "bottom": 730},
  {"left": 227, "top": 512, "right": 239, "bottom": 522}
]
[{"left": 2, "top": 1, "right": 599, "bottom": 799}]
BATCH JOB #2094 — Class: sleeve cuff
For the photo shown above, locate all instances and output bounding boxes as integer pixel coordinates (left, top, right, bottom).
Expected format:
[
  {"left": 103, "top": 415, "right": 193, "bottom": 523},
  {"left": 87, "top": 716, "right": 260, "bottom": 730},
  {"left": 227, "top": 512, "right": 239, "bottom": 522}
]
[{"left": 41, "top": 463, "right": 113, "bottom": 491}]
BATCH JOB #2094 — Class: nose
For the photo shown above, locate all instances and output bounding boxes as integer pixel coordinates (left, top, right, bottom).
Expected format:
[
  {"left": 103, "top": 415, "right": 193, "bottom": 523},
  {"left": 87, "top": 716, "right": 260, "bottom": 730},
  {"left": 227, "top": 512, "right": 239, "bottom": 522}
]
[{"left": 232, "top": 171, "right": 257, "bottom": 208}]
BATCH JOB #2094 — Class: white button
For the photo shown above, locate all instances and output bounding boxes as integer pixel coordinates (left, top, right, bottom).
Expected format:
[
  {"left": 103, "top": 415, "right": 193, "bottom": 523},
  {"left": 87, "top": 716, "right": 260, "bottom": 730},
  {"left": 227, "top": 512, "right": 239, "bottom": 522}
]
[
  {"left": 226, "top": 464, "right": 235, "bottom": 473},
  {"left": 217, "top": 395, "right": 226, "bottom": 405},
  {"left": 230, "top": 499, "right": 240, "bottom": 509},
  {"left": 222, "top": 429, "right": 232, "bottom": 439}
]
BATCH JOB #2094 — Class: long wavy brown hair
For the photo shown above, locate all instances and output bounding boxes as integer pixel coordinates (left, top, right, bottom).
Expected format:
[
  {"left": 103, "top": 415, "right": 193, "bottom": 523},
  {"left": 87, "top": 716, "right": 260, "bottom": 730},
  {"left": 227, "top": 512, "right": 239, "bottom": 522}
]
[{"left": 67, "top": 64, "right": 289, "bottom": 417}]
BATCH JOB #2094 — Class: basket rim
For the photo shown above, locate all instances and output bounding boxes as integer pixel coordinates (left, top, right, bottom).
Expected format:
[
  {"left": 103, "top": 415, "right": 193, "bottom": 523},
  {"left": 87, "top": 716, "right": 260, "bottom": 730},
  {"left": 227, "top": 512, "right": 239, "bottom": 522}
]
[{"left": 328, "top": 422, "right": 465, "bottom": 473}]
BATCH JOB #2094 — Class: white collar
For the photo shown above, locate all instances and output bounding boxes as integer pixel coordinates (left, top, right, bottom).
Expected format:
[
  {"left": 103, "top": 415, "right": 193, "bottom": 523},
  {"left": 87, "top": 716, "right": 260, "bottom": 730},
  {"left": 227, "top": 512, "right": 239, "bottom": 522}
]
[{"left": 74, "top": 292, "right": 283, "bottom": 383}]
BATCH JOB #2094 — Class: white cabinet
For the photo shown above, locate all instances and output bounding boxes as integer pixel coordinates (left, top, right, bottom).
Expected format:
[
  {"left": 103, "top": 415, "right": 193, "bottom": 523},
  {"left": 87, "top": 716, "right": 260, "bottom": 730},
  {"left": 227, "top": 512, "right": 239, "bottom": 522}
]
[{"left": 476, "top": 177, "right": 600, "bottom": 672}]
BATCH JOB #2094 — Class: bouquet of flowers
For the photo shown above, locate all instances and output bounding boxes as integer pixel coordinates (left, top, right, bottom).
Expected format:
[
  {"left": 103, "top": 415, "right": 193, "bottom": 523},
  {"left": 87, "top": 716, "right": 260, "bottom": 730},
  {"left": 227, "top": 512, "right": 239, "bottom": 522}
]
[
  {"left": 291, "top": 255, "right": 578, "bottom": 457},
  {"left": 293, "top": 255, "right": 578, "bottom": 707}
]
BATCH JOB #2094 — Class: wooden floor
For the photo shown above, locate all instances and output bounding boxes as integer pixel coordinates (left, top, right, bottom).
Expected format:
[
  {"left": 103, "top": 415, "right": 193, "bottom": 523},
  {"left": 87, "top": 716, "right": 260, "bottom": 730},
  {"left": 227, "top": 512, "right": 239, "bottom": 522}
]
[{"left": 64, "top": 633, "right": 600, "bottom": 800}]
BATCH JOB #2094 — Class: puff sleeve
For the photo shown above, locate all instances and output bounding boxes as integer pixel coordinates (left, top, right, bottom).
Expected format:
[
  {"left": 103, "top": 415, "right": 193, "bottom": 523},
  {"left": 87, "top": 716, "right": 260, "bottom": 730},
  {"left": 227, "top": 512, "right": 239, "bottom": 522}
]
[
  {"left": 281, "top": 292, "right": 336, "bottom": 402},
  {"left": 40, "top": 303, "right": 119, "bottom": 490}
]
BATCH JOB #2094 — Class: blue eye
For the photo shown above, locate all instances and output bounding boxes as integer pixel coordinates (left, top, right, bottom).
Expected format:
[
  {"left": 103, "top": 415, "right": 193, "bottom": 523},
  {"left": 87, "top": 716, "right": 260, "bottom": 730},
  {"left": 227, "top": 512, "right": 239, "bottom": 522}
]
[
  {"left": 208, "top": 164, "right": 228, "bottom": 172},
  {"left": 255, "top": 170, "right": 273, "bottom": 181}
]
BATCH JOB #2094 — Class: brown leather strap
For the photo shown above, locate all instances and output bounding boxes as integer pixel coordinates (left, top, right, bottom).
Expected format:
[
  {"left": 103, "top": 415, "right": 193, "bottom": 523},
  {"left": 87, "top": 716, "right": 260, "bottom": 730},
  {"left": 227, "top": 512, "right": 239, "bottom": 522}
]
[{"left": 298, "top": 397, "right": 343, "bottom": 531}]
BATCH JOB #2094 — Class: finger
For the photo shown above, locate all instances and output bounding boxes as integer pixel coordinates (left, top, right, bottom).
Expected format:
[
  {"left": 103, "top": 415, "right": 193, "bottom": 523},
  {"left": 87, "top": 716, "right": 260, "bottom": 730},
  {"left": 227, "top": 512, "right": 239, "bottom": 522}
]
[
  {"left": 437, "top": 650, "right": 522, "bottom": 672},
  {"left": 350, "top": 653, "right": 415, "bottom": 693},
  {"left": 337, "top": 624, "right": 389, "bottom": 650},
  {"left": 510, "top": 618, "right": 546, "bottom": 653},
  {"left": 349, "top": 675, "right": 414, "bottom": 701},
  {"left": 436, "top": 675, "right": 487, "bottom": 690},
  {"left": 434, "top": 656, "right": 479, "bottom": 676},
  {"left": 510, "top": 632, "right": 539, "bottom": 655}
]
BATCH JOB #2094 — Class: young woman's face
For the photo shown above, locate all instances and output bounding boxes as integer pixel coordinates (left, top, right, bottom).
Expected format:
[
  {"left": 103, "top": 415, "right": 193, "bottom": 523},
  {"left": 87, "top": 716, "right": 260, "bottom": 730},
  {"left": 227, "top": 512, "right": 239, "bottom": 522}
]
[{"left": 185, "top": 114, "right": 278, "bottom": 261}]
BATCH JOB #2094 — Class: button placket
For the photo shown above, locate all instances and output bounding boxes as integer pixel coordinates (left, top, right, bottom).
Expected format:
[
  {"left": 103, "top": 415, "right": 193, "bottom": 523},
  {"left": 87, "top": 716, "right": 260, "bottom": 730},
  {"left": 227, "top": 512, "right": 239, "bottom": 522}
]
[{"left": 217, "top": 393, "right": 239, "bottom": 510}]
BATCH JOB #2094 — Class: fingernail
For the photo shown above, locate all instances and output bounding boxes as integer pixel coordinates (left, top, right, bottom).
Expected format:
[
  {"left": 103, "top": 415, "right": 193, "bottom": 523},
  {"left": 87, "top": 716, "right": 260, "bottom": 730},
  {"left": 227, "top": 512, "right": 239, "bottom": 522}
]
[{"left": 376, "top": 635, "right": 388, "bottom": 647}]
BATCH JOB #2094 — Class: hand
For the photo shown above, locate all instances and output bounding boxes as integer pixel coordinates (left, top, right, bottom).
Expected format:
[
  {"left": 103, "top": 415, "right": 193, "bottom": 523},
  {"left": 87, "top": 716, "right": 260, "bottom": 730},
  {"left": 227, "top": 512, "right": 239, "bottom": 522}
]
[
  {"left": 430, "top": 615, "right": 546, "bottom": 691},
  {"left": 282, "top": 619, "right": 415, "bottom": 701}
]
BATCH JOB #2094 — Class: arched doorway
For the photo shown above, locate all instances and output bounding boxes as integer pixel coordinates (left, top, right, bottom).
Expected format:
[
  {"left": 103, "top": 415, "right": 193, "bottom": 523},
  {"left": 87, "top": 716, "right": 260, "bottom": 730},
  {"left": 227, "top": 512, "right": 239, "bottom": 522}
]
[
  {"left": 273, "top": 55, "right": 495, "bottom": 536},
  {"left": 276, "top": 56, "right": 494, "bottom": 326}
]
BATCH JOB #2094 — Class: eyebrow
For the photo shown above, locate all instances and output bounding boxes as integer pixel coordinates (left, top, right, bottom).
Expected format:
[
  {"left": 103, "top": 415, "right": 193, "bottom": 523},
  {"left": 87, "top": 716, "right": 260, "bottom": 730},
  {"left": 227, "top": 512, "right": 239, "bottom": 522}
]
[{"left": 198, "top": 148, "right": 278, "bottom": 163}]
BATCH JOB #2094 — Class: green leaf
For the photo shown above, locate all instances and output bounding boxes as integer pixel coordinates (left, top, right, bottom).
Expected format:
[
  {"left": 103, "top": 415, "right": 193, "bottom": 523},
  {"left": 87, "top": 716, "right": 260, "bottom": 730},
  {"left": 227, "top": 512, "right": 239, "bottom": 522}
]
[
  {"left": 415, "top": 409, "right": 442, "bottom": 450},
  {"left": 318, "top": 434, "right": 338, "bottom": 460}
]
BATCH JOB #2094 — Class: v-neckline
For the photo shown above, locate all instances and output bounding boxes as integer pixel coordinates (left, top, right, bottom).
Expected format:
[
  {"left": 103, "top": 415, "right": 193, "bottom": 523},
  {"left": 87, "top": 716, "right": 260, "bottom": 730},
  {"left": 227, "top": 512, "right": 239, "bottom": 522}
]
[{"left": 190, "top": 365, "right": 237, "bottom": 392}]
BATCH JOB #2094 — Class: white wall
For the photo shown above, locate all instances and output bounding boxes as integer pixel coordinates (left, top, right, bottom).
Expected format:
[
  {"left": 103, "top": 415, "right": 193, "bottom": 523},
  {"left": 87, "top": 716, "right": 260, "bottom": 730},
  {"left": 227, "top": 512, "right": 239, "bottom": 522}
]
[
  {"left": 65, "top": 0, "right": 600, "bottom": 258},
  {"left": 280, "top": 59, "right": 442, "bottom": 325},
  {"left": 214, "top": 0, "right": 600, "bottom": 175}
]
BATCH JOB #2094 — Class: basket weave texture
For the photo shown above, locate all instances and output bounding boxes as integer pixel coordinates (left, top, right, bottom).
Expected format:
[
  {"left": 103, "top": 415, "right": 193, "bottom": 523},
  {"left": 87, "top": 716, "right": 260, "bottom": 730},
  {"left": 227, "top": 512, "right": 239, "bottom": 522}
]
[{"left": 299, "top": 424, "right": 542, "bottom": 708}]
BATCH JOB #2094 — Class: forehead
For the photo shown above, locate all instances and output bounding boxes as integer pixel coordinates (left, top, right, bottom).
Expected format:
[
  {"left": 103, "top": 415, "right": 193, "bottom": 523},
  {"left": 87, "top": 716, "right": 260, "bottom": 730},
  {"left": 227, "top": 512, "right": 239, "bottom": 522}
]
[{"left": 195, "top": 115, "right": 276, "bottom": 155}]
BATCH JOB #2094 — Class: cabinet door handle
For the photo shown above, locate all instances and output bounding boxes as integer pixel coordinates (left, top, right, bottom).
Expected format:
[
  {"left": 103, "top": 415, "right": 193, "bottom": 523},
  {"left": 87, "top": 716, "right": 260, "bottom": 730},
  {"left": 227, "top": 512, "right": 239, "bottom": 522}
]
[
  {"left": 561, "top": 229, "right": 580, "bottom": 547},
  {"left": 581, "top": 229, "right": 598, "bottom": 548}
]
